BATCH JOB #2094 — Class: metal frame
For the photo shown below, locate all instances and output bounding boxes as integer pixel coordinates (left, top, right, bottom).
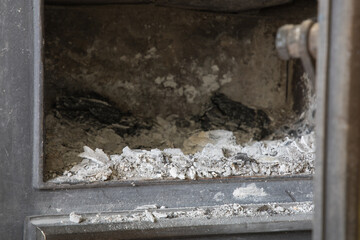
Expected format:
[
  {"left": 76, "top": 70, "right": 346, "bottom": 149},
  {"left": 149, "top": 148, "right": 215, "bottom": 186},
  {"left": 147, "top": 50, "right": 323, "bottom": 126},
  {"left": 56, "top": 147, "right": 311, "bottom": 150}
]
[
  {"left": 314, "top": 0, "right": 360, "bottom": 240},
  {"left": 25, "top": 206, "right": 311, "bottom": 239},
  {"left": 0, "top": 0, "right": 314, "bottom": 239}
]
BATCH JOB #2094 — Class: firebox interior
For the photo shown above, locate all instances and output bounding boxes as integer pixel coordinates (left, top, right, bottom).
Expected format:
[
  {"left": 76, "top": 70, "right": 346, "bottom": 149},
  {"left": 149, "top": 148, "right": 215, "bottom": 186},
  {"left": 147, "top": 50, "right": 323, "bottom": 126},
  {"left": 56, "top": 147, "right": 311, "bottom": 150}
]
[{"left": 43, "top": 1, "right": 317, "bottom": 182}]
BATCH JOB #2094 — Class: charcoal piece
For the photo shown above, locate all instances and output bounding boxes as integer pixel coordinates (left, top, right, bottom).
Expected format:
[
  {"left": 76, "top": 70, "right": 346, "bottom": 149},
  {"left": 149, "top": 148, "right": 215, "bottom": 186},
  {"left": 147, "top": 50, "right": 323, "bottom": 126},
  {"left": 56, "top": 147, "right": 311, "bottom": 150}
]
[
  {"left": 111, "top": 124, "right": 133, "bottom": 136},
  {"left": 55, "top": 95, "right": 153, "bottom": 137},
  {"left": 234, "top": 153, "right": 258, "bottom": 164},
  {"left": 111, "top": 121, "right": 152, "bottom": 137},
  {"left": 211, "top": 93, "right": 258, "bottom": 128},
  {"left": 200, "top": 93, "right": 271, "bottom": 139},
  {"left": 88, "top": 105, "right": 124, "bottom": 125},
  {"left": 257, "top": 205, "right": 271, "bottom": 212},
  {"left": 212, "top": 93, "right": 270, "bottom": 128},
  {"left": 175, "top": 118, "right": 191, "bottom": 128},
  {"left": 200, "top": 107, "right": 226, "bottom": 130},
  {"left": 56, "top": 96, "right": 126, "bottom": 125}
]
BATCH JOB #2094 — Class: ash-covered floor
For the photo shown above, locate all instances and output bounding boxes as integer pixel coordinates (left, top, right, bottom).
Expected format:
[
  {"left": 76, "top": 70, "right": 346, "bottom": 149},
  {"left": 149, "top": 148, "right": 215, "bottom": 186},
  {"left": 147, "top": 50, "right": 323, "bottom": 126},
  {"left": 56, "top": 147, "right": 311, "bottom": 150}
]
[
  {"left": 44, "top": 92, "right": 272, "bottom": 180},
  {"left": 45, "top": 91, "right": 315, "bottom": 183}
]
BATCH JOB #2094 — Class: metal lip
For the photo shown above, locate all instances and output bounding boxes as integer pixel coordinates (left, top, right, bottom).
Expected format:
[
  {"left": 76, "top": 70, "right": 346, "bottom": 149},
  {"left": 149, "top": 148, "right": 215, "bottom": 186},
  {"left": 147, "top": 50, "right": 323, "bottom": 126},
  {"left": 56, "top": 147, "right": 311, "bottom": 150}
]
[
  {"left": 37, "top": 174, "right": 313, "bottom": 190},
  {"left": 32, "top": 0, "right": 46, "bottom": 190},
  {"left": 25, "top": 203, "right": 312, "bottom": 239}
]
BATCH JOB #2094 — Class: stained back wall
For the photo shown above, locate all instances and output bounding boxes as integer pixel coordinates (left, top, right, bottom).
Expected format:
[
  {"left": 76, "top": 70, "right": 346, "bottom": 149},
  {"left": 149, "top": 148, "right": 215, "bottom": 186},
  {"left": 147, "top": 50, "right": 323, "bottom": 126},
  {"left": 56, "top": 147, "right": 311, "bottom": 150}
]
[{"left": 44, "top": 1, "right": 316, "bottom": 124}]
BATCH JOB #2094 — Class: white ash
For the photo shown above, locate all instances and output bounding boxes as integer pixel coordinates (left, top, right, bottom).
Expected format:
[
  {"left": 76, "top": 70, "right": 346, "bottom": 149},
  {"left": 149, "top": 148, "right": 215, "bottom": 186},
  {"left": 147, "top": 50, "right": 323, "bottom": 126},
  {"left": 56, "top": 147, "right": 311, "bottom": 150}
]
[
  {"left": 87, "top": 202, "right": 313, "bottom": 224},
  {"left": 152, "top": 211, "right": 169, "bottom": 219},
  {"left": 144, "top": 210, "right": 156, "bottom": 223},
  {"left": 50, "top": 130, "right": 315, "bottom": 183},
  {"left": 69, "top": 212, "right": 84, "bottom": 223},
  {"left": 233, "top": 183, "right": 267, "bottom": 200}
]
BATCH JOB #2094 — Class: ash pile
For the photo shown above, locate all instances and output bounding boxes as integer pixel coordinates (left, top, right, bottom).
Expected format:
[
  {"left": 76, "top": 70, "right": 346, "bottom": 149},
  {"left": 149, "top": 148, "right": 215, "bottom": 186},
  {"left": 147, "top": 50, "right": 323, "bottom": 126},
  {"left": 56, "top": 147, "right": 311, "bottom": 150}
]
[
  {"left": 45, "top": 91, "right": 315, "bottom": 183},
  {"left": 45, "top": 87, "right": 315, "bottom": 183}
]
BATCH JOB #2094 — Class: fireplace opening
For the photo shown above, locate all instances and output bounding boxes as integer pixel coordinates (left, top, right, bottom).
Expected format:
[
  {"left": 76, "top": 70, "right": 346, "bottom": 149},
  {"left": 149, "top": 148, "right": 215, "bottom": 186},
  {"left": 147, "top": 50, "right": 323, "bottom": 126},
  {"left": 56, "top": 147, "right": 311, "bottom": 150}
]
[{"left": 43, "top": 1, "right": 317, "bottom": 183}]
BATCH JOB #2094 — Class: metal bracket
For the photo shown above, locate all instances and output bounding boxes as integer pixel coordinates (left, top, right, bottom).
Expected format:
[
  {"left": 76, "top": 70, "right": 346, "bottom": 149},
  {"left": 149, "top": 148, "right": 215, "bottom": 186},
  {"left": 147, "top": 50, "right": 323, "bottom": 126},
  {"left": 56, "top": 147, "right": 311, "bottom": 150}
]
[{"left": 276, "top": 19, "right": 318, "bottom": 83}]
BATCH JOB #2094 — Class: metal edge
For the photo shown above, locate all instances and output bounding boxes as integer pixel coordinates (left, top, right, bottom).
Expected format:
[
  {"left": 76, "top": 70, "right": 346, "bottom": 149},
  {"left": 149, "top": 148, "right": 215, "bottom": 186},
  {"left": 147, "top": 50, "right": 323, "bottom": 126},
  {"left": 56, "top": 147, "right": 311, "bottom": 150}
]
[
  {"left": 312, "top": 0, "right": 329, "bottom": 239},
  {"left": 25, "top": 217, "right": 48, "bottom": 240},
  {"left": 39, "top": 174, "right": 313, "bottom": 190},
  {"left": 32, "top": 0, "right": 45, "bottom": 190},
  {"left": 26, "top": 205, "right": 312, "bottom": 239}
]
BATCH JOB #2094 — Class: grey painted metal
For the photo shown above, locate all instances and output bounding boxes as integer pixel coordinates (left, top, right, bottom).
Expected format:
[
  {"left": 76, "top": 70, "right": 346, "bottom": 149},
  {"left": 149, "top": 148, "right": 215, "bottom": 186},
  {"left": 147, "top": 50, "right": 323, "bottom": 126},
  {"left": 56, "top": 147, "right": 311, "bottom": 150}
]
[
  {"left": 312, "top": 0, "right": 329, "bottom": 239},
  {"left": 25, "top": 210, "right": 312, "bottom": 239},
  {"left": 314, "top": 0, "right": 360, "bottom": 239},
  {"left": 0, "top": 0, "right": 313, "bottom": 239}
]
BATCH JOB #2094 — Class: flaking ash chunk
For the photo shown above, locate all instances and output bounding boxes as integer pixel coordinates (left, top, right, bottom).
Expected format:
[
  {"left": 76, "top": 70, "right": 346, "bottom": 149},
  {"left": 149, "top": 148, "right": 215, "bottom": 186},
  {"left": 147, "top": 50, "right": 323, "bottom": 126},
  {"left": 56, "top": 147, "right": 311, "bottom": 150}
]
[
  {"left": 69, "top": 212, "right": 84, "bottom": 223},
  {"left": 78, "top": 146, "right": 109, "bottom": 165}
]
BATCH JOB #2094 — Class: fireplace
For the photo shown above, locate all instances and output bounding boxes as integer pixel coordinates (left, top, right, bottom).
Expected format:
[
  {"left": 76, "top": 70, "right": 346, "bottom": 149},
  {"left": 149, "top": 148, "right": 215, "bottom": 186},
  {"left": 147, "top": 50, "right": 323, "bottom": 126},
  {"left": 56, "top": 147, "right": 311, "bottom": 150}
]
[
  {"left": 5, "top": 0, "right": 360, "bottom": 239},
  {"left": 42, "top": 1, "right": 316, "bottom": 185},
  {"left": 0, "top": 0, "right": 319, "bottom": 239}
]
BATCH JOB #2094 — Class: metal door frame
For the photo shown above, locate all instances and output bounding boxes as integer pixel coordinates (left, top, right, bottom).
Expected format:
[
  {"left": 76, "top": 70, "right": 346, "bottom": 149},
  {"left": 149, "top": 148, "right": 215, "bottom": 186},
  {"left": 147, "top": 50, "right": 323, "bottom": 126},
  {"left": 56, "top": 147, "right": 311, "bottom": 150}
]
[
  {"left": 314, "top": 0, "right": 360, "bottom": 239},
  {"left": 0, "top": 0, "right": 314, "bottom": 239}
]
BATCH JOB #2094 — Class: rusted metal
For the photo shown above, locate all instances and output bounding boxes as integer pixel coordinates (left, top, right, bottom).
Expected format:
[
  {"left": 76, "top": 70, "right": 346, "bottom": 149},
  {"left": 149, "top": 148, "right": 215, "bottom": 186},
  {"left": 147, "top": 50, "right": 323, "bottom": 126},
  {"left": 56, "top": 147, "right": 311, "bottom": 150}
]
[{"left": 276, "top": 19, "right": 318, "bottom": 81}]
